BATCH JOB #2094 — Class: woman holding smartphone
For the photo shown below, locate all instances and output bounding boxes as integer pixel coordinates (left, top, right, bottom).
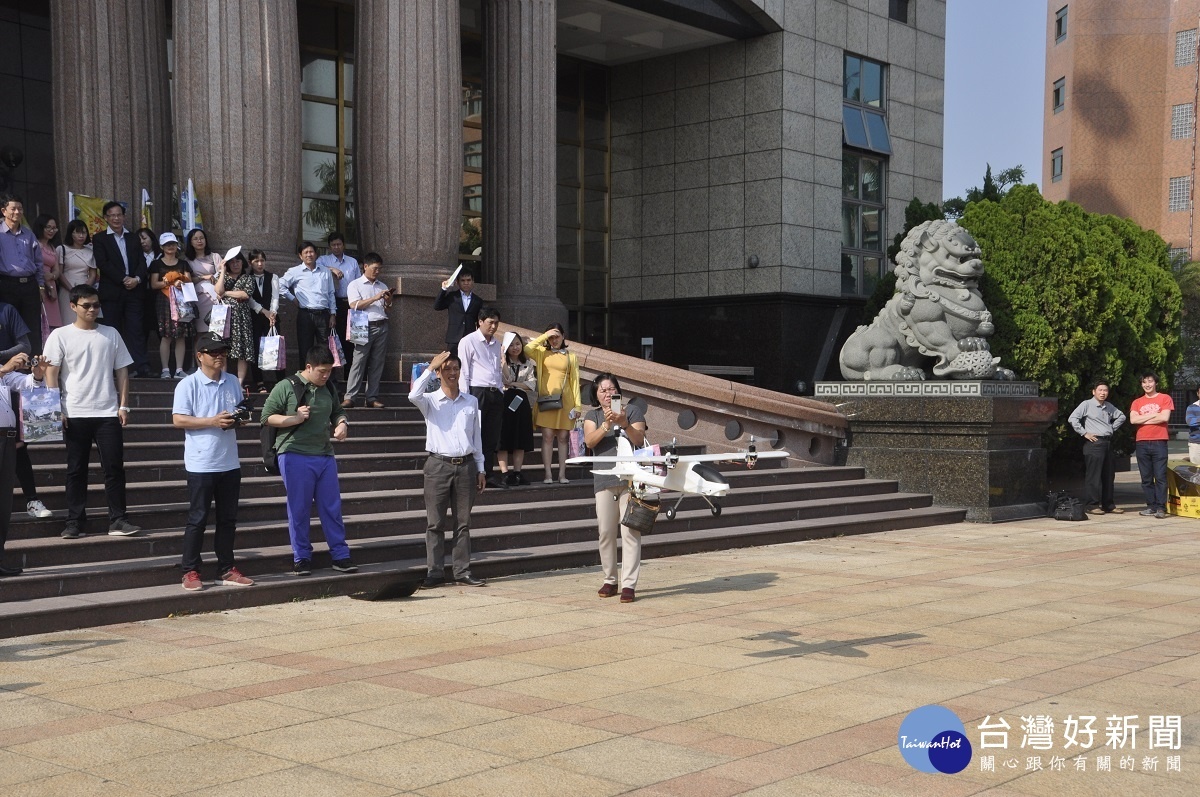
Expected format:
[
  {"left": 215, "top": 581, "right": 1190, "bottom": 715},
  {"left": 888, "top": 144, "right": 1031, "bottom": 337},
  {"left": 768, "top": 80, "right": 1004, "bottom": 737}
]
[{"left": 582, "top": 372, "right": 647, "bottom": 603}]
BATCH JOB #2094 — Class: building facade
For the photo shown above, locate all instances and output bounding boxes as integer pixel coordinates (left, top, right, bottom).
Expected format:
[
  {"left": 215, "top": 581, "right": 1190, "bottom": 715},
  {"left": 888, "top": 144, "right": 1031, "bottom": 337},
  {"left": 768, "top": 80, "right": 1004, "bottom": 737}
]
[
  {"left": 1043, "top": 0, "right": 1200, "bottom": 264},
  {"left": 1, "top": 0, "right": 945, "bottom": 393}
]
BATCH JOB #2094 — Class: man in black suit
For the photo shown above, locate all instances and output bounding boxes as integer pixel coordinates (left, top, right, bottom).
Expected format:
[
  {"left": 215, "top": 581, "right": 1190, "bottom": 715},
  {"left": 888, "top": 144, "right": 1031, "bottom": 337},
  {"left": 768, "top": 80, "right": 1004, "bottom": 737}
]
[
  {"left": 92, "top": 201, "right": 149, "bottom": 376},
  {"left": 433, "top": 268, "right": 482, "bottom": 349}
]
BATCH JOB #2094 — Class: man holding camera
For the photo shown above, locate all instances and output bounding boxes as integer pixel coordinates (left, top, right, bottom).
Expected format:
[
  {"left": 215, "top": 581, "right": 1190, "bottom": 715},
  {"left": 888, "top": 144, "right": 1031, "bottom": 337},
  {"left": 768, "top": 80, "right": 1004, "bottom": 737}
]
[{"left": 172, "top": 332, "right": 253, "bottom": 591}]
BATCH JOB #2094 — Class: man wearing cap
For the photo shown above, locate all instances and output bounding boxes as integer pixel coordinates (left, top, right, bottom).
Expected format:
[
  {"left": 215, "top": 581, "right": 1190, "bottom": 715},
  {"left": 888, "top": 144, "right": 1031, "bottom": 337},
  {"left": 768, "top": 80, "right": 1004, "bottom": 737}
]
[
  {"left": 43, "top": 284, "right": 141, "bottom": 539},
  {"left": 172, "top": 333, "right": 254, "bottom": 591}
]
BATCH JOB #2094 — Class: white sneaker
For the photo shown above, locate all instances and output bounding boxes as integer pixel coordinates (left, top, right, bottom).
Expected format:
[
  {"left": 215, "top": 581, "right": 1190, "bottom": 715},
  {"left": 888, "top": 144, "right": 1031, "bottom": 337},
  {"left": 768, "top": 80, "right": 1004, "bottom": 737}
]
[
  {"left": 26, "top": 499, "right": 52, "bottom": 519},
  {"left": 160, "top": 368, "right": 172, "bottom": 379},
  {"left": 174, "top": 370, "right": 186, "bottom": 379}
]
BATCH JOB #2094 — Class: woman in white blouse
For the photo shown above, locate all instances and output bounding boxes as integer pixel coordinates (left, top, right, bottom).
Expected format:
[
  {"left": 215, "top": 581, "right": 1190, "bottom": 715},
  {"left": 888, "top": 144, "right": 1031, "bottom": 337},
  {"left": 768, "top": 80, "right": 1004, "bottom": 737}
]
[{"left": 56, "top": 220, "right": 98, "bottom": 324}]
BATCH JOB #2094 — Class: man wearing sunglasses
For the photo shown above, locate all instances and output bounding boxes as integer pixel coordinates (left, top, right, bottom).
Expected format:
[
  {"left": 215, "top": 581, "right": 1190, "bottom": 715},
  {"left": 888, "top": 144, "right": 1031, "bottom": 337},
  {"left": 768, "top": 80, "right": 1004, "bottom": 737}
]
[{"left": 42, "top": 284, "right": 142, "bottom": 539}]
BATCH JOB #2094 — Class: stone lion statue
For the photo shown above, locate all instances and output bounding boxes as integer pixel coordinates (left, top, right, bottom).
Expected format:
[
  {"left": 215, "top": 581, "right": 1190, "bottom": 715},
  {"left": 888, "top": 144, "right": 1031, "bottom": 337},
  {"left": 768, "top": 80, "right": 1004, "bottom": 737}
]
[{"left": 839, "top": 219, "right": 1015, "bottom": 381}]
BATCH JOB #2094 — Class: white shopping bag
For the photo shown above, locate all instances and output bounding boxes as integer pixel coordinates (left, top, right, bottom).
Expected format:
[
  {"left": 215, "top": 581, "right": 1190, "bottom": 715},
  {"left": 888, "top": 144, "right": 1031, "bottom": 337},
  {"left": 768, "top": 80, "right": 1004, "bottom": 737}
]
[
  {"left": 258, "top": 325, "right": 285, "bottom": 370},
  {"left": 347, "top": 309, "right": 370, "bottom": 346},
  {"left": 208, "top": 304, "right": 230, "bottom": 337},
  {"left": 19, "top": 386, "right": 63, "bottom": 443}
]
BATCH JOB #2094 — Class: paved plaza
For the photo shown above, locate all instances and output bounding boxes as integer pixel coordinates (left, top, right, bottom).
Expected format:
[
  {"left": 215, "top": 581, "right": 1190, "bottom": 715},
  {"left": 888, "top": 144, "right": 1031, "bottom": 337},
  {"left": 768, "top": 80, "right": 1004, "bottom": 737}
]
[{"left": 1, "top": 472, "right": 1198, "bottom": 796}]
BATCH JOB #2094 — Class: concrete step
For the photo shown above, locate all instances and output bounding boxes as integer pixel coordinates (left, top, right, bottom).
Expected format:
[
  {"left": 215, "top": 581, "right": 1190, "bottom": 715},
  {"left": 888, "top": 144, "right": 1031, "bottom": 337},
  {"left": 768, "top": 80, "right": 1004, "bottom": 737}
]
[
  {"left": 0, "top": 490, "right": 934, "bottom": 602},
  {"left": 7, "top": 464, "right": 856, "bottom": 533},
  {"left": 0, "top": 504, "right": 966, "bottom": 638}
]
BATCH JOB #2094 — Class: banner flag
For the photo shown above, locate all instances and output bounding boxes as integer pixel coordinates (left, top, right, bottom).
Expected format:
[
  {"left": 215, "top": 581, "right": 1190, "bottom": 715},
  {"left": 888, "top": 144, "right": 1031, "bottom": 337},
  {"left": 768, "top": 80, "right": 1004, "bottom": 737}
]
[
  {"left": 69, "top": 193, "right": 120, "bottom": 238},
  {"left": 180, "top": 178, "right": 204, "bottom": 232},
  {"left": 140, "top": 188, "right": 152, "bottom": 230}
]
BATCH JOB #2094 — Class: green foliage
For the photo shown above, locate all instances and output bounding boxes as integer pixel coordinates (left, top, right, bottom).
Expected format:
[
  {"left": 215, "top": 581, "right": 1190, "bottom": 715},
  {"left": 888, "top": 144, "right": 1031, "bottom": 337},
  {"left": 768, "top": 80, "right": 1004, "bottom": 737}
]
[
  {"left": 944, "top": 164, "right": 1026, "bottom": 219},
  {"left": 961, "top": 185, "right": 1183, "bottom": 455},
  {"left": 861, "top": 269, "right": 897, "bottom": 324},
  {"left": 1171, "top": 256, "right": 1200, "bottom": 383}
]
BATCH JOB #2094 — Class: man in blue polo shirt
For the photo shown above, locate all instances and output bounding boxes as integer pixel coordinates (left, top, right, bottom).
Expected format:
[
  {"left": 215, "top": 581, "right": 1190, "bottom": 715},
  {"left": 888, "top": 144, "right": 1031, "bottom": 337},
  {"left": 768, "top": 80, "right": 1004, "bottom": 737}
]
[{"left": 172, "top": 332, "right": 254, "bottom": 591}]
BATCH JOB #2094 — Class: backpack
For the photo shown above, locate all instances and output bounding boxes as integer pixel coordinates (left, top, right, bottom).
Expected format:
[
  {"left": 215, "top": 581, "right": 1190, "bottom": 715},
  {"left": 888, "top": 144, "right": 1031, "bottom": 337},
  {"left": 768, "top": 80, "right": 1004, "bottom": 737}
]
[{"left": 260, "top": 375, "right": 341, "bottom": 474}]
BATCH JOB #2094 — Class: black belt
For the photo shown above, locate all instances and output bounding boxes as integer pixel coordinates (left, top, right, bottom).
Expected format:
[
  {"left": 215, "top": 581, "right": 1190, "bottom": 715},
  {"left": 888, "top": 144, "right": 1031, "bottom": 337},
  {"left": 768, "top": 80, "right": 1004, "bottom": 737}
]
[
  {"left": 428, "top": 452, "right": 470, "bottom": 465},
  {"left": 1, "top": 429, "right": 17, "bottom": 438},
  {"left": 0, "top": 274, "right": 37, "bottom": 283},
  {"left": 301, "top": 307, "right": 329, "bottom": 314},
  {"left": 1091, "top": 435, "right": 1111, "bottom": 440},
  {"left": 368, "top": 319, "right": 388, "bottom": 327}
]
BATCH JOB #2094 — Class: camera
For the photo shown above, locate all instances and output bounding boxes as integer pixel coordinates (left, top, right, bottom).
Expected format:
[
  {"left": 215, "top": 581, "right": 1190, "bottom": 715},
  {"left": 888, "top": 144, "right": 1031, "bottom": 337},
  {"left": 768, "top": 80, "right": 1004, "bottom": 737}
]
[{"left": 230, "top": 398, "right": 255, "bottom": 427}]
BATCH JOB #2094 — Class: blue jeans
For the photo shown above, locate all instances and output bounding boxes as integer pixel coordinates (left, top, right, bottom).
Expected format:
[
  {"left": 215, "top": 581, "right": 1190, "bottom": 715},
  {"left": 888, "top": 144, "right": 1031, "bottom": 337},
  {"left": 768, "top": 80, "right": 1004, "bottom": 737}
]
[
  {"left": 1135, "top": 440, "right": 1168, "bottom": 511},
  {"left": 278, "top": 452, "right": 350, "bottom": 562}
]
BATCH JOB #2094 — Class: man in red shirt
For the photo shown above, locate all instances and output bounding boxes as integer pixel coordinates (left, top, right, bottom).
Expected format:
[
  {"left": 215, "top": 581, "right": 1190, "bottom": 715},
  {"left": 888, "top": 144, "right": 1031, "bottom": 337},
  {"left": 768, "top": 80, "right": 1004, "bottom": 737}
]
[{"left": 1130, "top": 372, "right": 1174, "bottom": 519}]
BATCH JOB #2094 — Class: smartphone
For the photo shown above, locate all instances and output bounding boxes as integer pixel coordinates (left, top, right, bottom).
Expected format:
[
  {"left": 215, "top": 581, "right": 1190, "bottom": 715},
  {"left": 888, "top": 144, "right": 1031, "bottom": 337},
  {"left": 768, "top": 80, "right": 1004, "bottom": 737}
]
[{"left": 610, "top": 395, "right": 622, "bottom": 415}]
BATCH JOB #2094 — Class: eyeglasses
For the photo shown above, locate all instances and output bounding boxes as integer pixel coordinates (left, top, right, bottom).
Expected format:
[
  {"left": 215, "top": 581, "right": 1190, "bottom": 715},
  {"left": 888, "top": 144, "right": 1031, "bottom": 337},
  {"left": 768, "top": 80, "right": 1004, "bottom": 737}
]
[{"left": 74, "top": 302, "right": 101, "bottom": 310}]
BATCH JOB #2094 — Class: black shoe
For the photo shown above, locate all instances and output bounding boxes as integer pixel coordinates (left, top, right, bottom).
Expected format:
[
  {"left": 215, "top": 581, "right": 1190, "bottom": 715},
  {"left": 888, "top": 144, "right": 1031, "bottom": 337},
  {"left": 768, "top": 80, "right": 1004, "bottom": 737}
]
[
  {"left": 517, "top": 472, "right": 530, "bottom": 486},
  {"left": 485, "top": 476, "right": 507, "bottom": 489},
  {"left": 455, "top": 576, "right": 486, "bottom": 587},
  {"left": 418, "top": 576, "right": 445, "bottom": 590},
  {"left": 331, "top": 559, "right": 358, "bottom": 573},
  {"left": 0, "top": 565, "right": 22, "bottom": 577},
  {"left": 505, "top": 472, "right": 520, "bottom": 487},
  {"left": 61, "top": 523, "right": 85, "bottom": 539},
  {"left": 292, "top": 559, "right": 312, "bottom": 576}
]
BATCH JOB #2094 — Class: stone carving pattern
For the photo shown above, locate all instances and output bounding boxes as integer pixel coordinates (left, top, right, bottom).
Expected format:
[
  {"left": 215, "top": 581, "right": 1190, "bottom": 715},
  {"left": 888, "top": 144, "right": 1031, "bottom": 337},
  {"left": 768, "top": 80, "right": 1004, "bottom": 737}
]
[{"left": 839, "top": 220, "right": 1016, "bottom": 382}]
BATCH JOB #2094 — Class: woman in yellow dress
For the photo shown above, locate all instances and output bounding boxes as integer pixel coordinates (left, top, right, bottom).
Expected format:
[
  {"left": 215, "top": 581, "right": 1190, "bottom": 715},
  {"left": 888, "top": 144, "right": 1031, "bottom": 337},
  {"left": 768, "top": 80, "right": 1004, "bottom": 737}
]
[{"left": 525, "top": 322, "right": 581, "bottom": 483}]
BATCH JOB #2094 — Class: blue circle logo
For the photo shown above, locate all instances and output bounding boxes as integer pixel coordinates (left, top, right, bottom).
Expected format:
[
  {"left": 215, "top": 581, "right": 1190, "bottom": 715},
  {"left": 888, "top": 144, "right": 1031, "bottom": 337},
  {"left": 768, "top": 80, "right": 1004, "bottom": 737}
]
[{"left": 898, "top": 705, "right": 972, "bottom": 774}]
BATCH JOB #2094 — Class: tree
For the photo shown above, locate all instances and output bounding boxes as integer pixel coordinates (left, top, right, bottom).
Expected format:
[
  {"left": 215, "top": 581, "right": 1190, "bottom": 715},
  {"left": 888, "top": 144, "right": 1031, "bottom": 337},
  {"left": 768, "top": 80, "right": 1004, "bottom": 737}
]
[
  {"left": 944, "top": 164, "right": 1026, "bottom": 219},
  {"left": 1172, "top": 253, "right": 1200, "bottom": 385},
  {"left": 961, "top": 185, "right": 1182, "bottom": 457}
]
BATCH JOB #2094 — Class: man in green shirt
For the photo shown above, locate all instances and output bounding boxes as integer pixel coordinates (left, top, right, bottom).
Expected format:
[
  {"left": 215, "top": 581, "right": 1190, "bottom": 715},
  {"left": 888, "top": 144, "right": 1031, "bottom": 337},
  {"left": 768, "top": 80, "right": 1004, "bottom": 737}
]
[{"left": 262, "top": 345, "right": 356, "bottom": 575}]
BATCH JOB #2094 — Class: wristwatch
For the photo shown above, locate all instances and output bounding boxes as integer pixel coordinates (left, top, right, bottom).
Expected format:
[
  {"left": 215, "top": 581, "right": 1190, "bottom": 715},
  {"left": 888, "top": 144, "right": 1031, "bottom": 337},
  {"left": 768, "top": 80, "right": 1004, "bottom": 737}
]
[{"left": 119, "top": 406, "right": 131, "bottom": 413}]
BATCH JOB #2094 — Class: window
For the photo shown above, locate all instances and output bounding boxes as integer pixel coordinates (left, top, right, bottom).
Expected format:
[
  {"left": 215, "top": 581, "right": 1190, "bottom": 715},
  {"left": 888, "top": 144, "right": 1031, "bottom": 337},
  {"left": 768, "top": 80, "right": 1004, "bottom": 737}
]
[
  {"left": 844, "top": 54, "right": 884, "bottom": 107},
  {"left": 1170, "top": 176, "right": 1191, "bottom": 212},
  {"left": 1177, "top": 29, "right": 1197, "bottom": 66},
  {"left": 843, "top": 54, "right": 892, "bottom": 155},
  {"left": 1050, "top": 148, "right": 1063, "bottom": 182},
  {"left": 1172, "top": 103, "right": 1195, "bottom": 139},
  {"left": 1055, "top": 6, "right": 1068, "bottom": 43},
  {"left": 889, "top": 0, "right": 909, "bottom": 24},
  {"left": 1052, "top": 78, "right": 1065, "bottom": 113},
  {"left": 842, "top": 152, "right": 886, "bottom": 296},
  {"left": 298, "top": 0, "right": 356, "bottom": 247},
  {"left": 1169, "top": 247, "right": 1190, "bottom": 266}
]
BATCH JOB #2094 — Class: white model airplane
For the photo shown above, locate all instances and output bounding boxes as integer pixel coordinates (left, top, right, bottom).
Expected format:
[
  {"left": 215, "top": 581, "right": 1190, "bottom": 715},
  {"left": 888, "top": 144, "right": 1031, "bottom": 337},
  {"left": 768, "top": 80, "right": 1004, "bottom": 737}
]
[{"left": 567, "top": 435, "right": 790, "bottom": 520}]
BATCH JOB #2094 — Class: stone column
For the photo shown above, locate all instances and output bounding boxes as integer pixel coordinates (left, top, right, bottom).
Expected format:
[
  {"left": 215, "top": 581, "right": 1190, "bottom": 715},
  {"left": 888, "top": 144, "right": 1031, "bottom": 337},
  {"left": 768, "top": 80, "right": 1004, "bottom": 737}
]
[
  {"left": 355, "top": 0, "right": 461, "bottom": 277},
  {"left": 52, "top": 0, "right": 172, "bottom": 228},
  {"left": 355, "top": 0, "right": 464, "bottom": 369},
  {"left": 172, "top": 0, "right": 301, "bottom": 262},
  {"left": 484, "top": 0, "right": 567, "bottom": 330}
]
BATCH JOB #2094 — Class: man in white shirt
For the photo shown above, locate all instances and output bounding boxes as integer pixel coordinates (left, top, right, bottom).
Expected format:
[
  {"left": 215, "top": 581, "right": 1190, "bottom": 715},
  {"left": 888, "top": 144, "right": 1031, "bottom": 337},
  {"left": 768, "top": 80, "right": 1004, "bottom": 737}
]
[
  {"left": 279, "top": 241, "right": 338, "bottom": 371},
  {"left": 457, "top": 306, "right": 505, "bottom": 488},
  {"left": 317, "top": 232, "right": 360, "bottom": 372},
  {"left": 43, "top": 284, "right": 141, "bottom": 539},
  {"left": 409, "top": 350, "right": 485, "bottom": 589},
  {"left": 343, "top": 252, "right": 390, "bottom": 408}
]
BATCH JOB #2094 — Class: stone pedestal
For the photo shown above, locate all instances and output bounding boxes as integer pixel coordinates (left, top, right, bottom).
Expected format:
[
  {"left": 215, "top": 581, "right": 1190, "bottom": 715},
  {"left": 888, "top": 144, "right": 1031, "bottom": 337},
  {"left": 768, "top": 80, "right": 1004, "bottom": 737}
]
[
  {"left": 355, "top": 0, "right": 461, "bottom": 279},
  {"left": 52, "top": 0, "right": 172, "bottom": 221},
  {"left": 816, "top": 382, "right": 1058, "bottom": 522},
  {"left": 172, "top": 1, "right": 301, "bottom": 261},
  {"left": 483, "top": 0, "right": 567, "bottom": 330}
]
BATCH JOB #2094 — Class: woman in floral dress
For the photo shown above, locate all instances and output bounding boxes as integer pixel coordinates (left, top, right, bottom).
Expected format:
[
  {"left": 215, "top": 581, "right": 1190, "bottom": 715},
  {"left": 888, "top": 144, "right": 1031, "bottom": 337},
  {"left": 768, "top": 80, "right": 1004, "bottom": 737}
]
[{"left": 215, "top": 252, "right": 256, "bottom": 385}]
